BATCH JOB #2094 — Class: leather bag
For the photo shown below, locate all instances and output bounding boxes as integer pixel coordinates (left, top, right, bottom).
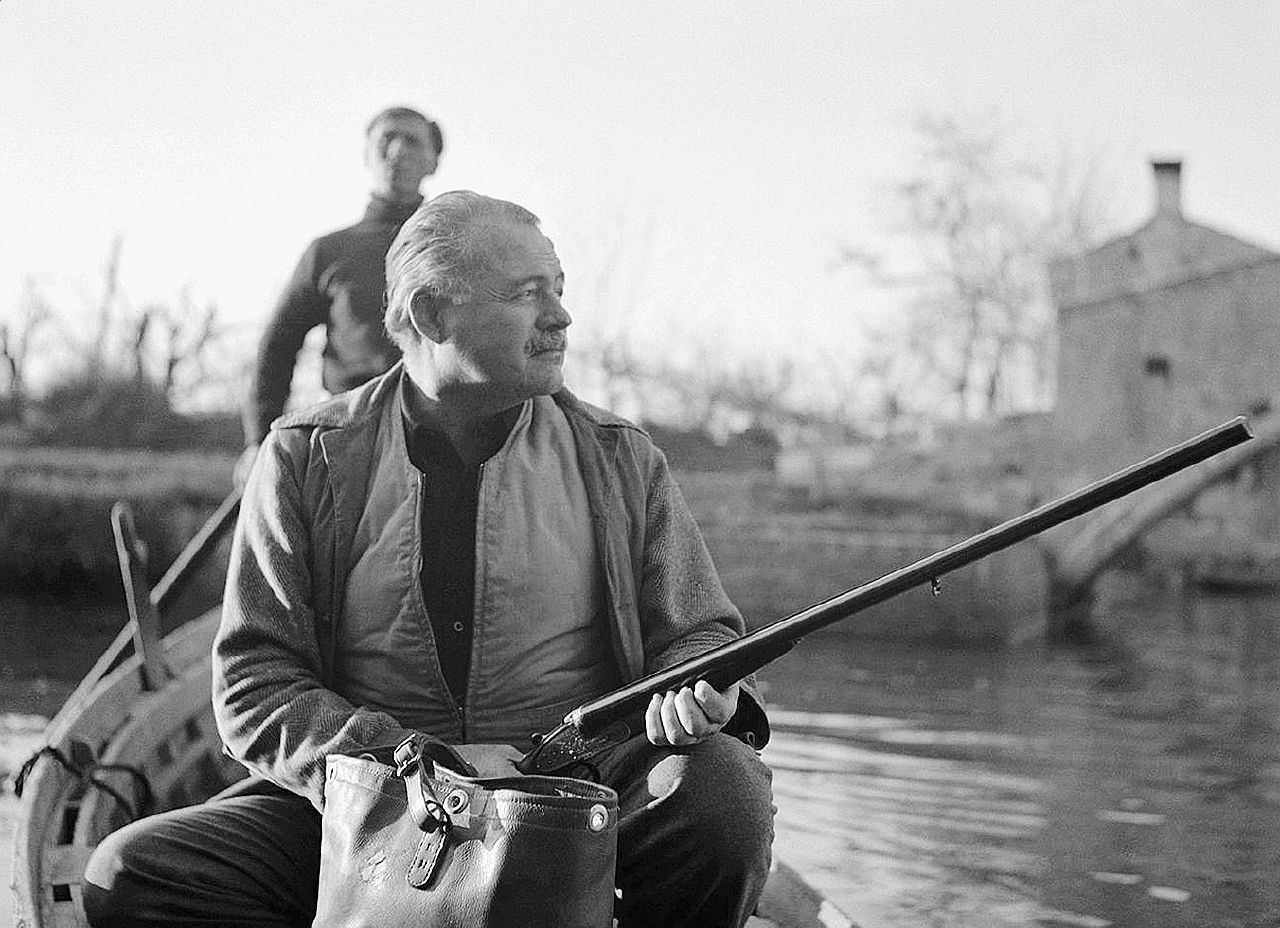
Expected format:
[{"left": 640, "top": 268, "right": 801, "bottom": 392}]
[{"left": 314, "top": 738, "right": 619, "bottom": 928}]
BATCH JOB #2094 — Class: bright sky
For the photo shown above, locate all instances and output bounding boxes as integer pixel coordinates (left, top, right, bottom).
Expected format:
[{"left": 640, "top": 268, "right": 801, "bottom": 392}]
[{"left": 2, "top": 1, "right": 1278, "bottom": 407}]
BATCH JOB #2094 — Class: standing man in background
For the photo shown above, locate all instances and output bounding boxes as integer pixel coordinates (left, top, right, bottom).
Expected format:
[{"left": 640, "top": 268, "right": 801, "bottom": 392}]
[{"left": 237, "top": 106, "right": 444, "bottom": 483}]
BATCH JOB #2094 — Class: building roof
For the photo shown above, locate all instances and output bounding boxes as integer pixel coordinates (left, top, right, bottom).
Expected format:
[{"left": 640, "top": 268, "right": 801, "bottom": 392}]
[
  {"left": 1050, "top": 160, "right": 1280, "bottom": 311},
  {"left": 1051, "top": 213, "right": 1279, "bottom": 311}
]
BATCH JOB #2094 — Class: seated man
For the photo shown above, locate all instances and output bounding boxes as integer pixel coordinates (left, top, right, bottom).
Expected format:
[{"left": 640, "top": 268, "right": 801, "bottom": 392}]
[{"left": 84, "top": 191, "right": 774, "bottom": 928}]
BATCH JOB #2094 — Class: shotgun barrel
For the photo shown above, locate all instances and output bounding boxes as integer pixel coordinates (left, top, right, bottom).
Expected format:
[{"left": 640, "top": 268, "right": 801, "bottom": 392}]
[{"left": 517, "top": 416, "right": 1251, "bottom": 775}]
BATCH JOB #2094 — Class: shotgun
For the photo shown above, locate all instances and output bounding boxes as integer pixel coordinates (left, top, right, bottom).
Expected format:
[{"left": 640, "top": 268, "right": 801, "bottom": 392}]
[{"left": 516, "top": 417, "right": 1252, "bottom": 777}]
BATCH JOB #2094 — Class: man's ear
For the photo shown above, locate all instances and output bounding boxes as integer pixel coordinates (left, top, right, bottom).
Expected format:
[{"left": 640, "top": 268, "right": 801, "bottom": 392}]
[{"left": 407, "top": 288, "right": 452, "bottom": 343}]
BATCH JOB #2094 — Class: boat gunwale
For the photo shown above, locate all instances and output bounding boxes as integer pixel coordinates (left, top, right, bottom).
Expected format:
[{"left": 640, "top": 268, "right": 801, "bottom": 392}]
[{"left": 11, "top": 608, "right": 223, "bottom": 928}]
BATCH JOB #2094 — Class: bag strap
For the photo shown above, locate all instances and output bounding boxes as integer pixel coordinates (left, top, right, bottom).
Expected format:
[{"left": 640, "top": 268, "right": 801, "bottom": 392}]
[
  {"left": 403, "top": 755, "right": 450, "bottom": 832},
  {"left": 394, "top": 735, "right": 477, "bottom": 890},
  {"left": 402, "top": 754, "right": 452, "bottom": 888},
  {"left": 394, "top": 734, "right": 479, "bottom": 778}
]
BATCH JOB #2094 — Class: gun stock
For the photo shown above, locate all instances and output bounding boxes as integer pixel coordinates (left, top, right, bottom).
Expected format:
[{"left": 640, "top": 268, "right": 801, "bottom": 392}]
[{"left": 517, "top": 416, "right": 1252, "bottom": 776}]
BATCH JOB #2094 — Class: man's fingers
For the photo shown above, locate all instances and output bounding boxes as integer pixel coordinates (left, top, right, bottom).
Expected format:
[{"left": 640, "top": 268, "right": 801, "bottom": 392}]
[
  {"left": 660, "top": 690, "right": 697, "bottom": 745},
  {"left": 647, "top": 684, "right": 738, "bottom": 746},
  {"left": 673, "top": 687, "right": 705, "bottom": 736},
  {"left": 646, "top": 693, "right": 666, "bottom": 745}
]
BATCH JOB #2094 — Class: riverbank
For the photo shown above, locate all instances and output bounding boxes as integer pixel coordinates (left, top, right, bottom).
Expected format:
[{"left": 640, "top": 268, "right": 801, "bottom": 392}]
[
  {"left": 2, "top": 461, "right": 1038, "bottom": 642},
  {"left": 0, "top": 447, "right": 235, "bottom": 590}
]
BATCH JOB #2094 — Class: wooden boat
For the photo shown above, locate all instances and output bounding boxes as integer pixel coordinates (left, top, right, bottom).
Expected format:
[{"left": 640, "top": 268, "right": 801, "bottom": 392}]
[{"left": 11, "top": 497, "right": 854, "bottom": 928}]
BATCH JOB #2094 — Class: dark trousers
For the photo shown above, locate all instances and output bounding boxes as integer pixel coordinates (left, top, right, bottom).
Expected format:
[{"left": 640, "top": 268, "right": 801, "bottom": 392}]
[{"left": 83, "top": 733, "right": 774, "bottom": 928}]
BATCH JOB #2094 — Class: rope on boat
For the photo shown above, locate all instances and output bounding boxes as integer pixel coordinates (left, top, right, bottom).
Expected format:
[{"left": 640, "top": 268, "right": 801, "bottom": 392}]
[{"left": 13, "top": 745, "right": 155, "bottom": 823}]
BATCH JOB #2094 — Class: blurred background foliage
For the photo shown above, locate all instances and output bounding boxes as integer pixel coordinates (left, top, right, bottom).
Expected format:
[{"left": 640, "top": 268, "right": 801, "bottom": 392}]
[{"left": 0, "top": 110, "right": 1123, "bottom": 591}]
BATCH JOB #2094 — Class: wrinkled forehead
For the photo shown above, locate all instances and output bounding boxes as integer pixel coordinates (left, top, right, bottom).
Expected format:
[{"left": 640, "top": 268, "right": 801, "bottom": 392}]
[{"left": 474, "top": 220, "right": 563, "bottom": 281}]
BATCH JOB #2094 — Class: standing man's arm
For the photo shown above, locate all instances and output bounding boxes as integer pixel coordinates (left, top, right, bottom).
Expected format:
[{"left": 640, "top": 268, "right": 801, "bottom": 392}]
[
  {"left": 244, "top": 244, "right": 329, "bottom": 444},
  {"left": 236, "top": 244, "right": 328, "bottom": 486}
]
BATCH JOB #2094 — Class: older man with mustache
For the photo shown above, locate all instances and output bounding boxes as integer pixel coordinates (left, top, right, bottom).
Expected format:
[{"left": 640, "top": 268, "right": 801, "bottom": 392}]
[{"left": 84, "top": 191, "right": 774, "bottom": 928}]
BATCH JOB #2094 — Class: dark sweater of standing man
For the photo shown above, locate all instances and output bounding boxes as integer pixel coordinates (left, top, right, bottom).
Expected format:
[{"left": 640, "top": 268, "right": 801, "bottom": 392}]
[{"left": 241, "top": 106, "right": 444, "bottom": 453}]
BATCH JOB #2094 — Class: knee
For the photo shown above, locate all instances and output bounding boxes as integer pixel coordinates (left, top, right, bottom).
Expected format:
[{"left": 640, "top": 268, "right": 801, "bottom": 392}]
[
  {"left": 659, "top": 735, "right": 774, "bottom": 868},
  {"left": 81, "top": 817, "right": 167, "bottom": 927}
]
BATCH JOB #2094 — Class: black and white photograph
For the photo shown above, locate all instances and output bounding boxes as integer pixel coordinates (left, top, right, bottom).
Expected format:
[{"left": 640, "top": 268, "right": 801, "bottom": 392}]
[{"left": 2, "top": 3, "right": 1278, "bottom": 926}]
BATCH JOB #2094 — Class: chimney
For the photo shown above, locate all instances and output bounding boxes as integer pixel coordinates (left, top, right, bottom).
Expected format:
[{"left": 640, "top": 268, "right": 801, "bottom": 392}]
[{"left": 1151, "top": 159, "right": 1183, "bottom": 217}]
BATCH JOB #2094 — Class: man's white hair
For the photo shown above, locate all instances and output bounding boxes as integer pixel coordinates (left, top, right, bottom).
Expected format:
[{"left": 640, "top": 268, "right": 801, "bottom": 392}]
[{"left": 384, "top": 190, "right": 540, "bottom": 349}]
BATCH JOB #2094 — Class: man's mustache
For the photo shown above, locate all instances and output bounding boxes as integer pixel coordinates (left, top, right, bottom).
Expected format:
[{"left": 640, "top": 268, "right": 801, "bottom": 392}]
[{"left": 531, "top": 338, "right": 568, "bottom": 353}]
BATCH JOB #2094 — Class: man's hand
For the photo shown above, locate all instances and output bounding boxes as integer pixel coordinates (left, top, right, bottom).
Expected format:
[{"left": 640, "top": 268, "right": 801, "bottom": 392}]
[
  {"left": 453, "top": 743, "right": 525, "bottom": 778},
  {"left": 645, "top": 680, "right": 739, "bottom": 747}
]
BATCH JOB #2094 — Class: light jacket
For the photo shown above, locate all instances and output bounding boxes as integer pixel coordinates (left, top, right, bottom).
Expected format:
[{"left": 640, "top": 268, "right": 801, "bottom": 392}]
[{"left": 213, "top": 365, "right": 769, "bottom": 806}]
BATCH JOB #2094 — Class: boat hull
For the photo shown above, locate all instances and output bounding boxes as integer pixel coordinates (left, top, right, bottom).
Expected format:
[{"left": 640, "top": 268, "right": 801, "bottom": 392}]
[{"left": 11, "top": 607, "right": 853, "bottom": 928}]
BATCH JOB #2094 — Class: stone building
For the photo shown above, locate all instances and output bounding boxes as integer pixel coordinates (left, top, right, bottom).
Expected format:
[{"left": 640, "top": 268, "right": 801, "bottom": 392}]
[
  {"left": 1050, "top": 162, "right": 1280, "bottom": 578},
  {"left": 1050, "top": 160, "right": 1280, "bottom": 456}
]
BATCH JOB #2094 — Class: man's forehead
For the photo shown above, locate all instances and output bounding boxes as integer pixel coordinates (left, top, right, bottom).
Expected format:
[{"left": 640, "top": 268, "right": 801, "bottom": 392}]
[
  {"left": 477, "top": 221, "right": 563, "bottom": 279},
  {"left": 370, "top": 114, "right": 429, "bottom": 138}
]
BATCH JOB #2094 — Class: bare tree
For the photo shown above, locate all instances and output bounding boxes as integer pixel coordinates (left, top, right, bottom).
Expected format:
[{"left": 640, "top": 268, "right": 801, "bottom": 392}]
[
  {"left": 0, "top": 277, "right": 54, "bottom": 420},
  {"left": 138, "top": 285, "right": 221, "bottom": 400},
  {"left": 15, "top": 239, "right": 235, "bottom": 423},
  {"left": 845, "top": 109, "right": 1122, "bottom": 420},
  {"left": 86, "top": 234, "right": 126, "bottom": 379}
]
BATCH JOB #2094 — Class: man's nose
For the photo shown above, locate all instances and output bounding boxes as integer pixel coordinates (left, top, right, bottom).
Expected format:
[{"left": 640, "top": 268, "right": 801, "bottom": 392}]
[
  {"left": 385, "top": 137, "right": 407, "bottom": 160},
  {"left": 542, "top": 294, "right": 572, "bottom": 330}
]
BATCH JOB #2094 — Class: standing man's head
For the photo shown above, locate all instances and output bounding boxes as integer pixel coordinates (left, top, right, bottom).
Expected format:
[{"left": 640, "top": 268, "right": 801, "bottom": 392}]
[
  {"left": 385, "top": 191, "right": 572, "bottom": 410},
  {"left": 365, "top": 106, "right": 444, "bottom": 204}
]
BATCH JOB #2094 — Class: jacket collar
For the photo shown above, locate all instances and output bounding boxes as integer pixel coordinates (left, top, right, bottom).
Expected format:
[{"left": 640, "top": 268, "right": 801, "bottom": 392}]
[{"left": 275, "top": 361, "right": 645, "bottom": 437}]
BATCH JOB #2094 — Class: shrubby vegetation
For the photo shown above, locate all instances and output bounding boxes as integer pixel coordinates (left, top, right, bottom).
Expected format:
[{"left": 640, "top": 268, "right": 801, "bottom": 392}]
[
  {"left": 25, "top": 375, "right": 239, "bottom": 450},
  {"left": 0, "top": 446, "right": 234, "bottom": 590},
  {"left": 0, "top": 240, "right": 241, "bottom": 589},
  {"left": 1, "top": 236, "right": 243, "bottom": 452}
]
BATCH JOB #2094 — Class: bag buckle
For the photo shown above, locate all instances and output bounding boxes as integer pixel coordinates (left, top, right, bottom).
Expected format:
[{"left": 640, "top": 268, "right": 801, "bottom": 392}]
[
  {"left": 393, "top": 734, "right": 479, "bottom": 778},
  {"left": 402, "top": 752, "right": 453, "bottom": 889},
  {"left": 393, "top": 735, "right": 423, "bottom": 776}
]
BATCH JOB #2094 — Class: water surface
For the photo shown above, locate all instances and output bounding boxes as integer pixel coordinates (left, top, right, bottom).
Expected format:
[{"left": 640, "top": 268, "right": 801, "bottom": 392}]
[{"left": 761, "top": 572, "right": 1280, "bottom": 927}]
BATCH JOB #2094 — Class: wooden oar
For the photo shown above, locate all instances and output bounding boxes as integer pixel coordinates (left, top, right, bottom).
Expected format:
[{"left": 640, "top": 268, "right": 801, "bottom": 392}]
[
  {"left": 152, "top": 489, "right": 243, "bottom": 614},
  {"left": 58, "top": 489, "right": 242, "bottom": 716}
]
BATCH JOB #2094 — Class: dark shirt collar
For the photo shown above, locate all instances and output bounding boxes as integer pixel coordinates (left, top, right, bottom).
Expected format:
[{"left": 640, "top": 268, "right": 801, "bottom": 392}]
[
  {"left": 399, "top": 373, "right": 524, "bottom": 470},
  {"left": 365, "top": 194, "right": 424, "bottom": 225}
]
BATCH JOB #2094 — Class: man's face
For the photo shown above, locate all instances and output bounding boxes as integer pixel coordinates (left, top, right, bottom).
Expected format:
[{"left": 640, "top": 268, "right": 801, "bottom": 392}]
[
  {"left": 435, "top": 220, "right": 571, "bottom": 404},
  {"left": 365, "top": 114, "right": 438, "bottom": 201}
]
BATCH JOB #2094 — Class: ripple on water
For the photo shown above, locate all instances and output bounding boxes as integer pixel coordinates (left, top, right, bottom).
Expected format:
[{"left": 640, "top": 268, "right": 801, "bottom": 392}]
[{"left": 760, "top": 579, "right": 1280, "bottom": 928}]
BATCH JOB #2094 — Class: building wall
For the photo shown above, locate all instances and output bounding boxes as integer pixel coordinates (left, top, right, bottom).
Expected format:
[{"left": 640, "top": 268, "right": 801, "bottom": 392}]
[
  {"left": 1055, "top": 258, "right": 1280, "bottom": 458},
  {"left": 1054, "top": 294, "right": 1140, "bottom": 450},
  {"left": 1136, "top": 262, "right": 1280, "bottom": 445}
]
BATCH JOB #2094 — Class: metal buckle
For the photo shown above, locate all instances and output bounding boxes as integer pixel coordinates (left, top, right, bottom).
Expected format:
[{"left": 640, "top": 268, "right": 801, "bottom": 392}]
[{"left": 394, "top": 735, "right": 422, "bottom": 776}]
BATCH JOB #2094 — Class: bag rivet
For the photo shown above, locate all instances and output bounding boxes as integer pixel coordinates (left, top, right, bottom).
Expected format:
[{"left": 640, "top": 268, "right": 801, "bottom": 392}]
[
  {"left": 588, "top": 804, "right": 608, "bottom": 832},
  {"left": 443, "top": 789, "right": 469, "bottom": 814}
]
